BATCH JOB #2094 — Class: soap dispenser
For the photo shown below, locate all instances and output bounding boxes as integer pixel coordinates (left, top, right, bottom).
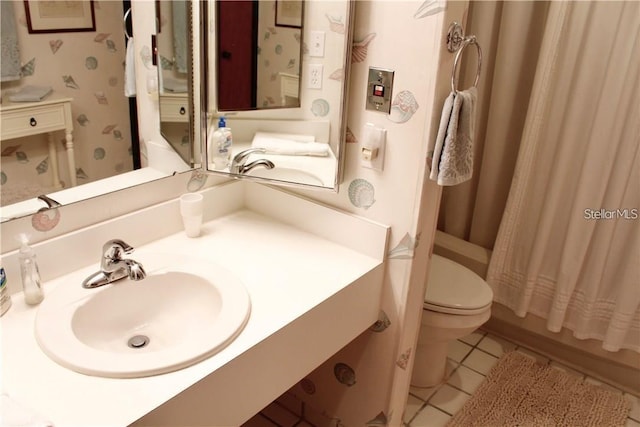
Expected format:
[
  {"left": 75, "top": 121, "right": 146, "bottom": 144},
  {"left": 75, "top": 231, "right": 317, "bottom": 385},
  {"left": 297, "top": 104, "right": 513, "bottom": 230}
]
[
  {"left": 18, "top": 234, "right": 44, "bottom": 305},
  {"left": 209, "top": 117, "right": 233, "bottom": 170}
]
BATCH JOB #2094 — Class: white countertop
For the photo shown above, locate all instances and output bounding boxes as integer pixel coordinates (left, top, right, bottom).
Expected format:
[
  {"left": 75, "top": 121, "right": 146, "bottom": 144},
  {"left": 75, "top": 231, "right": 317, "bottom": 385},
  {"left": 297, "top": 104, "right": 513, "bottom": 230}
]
[{"left": 1, "top": 182, "right": 388, "bottom": 426}]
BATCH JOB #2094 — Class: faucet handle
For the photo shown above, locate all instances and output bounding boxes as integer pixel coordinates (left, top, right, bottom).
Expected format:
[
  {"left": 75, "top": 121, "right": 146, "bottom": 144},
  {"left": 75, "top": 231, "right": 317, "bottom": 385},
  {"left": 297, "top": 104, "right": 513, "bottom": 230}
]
[{"left": 102, "top": 239, "right": 134, "bottom": 259}]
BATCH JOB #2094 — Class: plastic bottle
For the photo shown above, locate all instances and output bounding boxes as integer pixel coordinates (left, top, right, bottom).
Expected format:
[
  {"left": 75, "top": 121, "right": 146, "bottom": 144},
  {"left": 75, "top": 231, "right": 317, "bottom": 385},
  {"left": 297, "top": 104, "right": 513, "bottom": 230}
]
[
  {"left": 18, "top": 234, "right": 44, "bottom": 305},
  {"left": 210, "top": 117, "right": 233, "bottom": 170},
  {"left": 0, "top": 268, "right": 11, "bottom": 316}
]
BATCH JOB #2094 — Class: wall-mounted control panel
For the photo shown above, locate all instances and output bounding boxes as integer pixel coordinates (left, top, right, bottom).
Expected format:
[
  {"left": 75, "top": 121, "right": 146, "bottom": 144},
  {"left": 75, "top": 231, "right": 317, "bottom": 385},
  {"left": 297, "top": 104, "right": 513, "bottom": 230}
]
[{"left": 366, "top": 67, "right": 394, "bottom": 113}]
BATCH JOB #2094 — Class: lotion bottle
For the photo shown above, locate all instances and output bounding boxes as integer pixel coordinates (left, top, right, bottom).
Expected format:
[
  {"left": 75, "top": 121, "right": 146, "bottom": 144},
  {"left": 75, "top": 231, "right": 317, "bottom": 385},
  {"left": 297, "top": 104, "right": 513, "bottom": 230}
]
[
  {"left": 210, "top": 117, "right": 233, "bottom": 170},
  {"left": 18, "top": 234, "right": 44, "bottom": 305}
]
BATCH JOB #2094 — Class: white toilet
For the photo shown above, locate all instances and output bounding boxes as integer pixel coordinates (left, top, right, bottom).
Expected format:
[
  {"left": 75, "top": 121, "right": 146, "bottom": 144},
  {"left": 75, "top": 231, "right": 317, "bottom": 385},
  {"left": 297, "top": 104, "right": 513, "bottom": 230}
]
[{"left": 411, "top": 254, "right": 493, "bottom": 388}]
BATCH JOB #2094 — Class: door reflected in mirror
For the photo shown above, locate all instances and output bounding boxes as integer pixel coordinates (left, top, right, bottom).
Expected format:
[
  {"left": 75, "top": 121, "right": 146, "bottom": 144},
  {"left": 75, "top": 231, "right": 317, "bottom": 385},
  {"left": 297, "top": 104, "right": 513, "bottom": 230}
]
[
  {"left": 217, "top": 0, "right": 303, "bottom": 111},
  {"left": 157, "top": 0, "right": 193, "bottom": 166}
]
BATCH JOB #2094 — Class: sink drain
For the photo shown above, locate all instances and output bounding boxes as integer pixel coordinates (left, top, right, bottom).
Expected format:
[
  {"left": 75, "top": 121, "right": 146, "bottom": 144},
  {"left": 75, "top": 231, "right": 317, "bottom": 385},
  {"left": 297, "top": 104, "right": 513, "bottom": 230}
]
[{"left": 127, "top": 335, "right": 150, "bottom": 349}]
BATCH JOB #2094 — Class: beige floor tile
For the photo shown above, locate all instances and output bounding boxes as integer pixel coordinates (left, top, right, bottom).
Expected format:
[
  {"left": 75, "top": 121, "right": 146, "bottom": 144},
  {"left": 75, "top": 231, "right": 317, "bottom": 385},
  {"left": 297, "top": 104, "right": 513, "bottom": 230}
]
[
  {"left": 477, "top": 334, "right": 517, "bottom": 357},
  {"left": 447, "top": 364, "right": 486, "bottom": 394},
  {"left": 261, "top": 401, "right": 299, "bottom": 427},
  {"left": 515, "top": 347, "right": 550, "bottom": 364},
  {"left": 549, "top": 361, "right": 585, "bottom": 379},
  {"left": 447, "top": 340, "right": 473, "bottom": 362},
  {"left": 461, "top": 349, "right": 499, "bottom": 375},
  {"left": 405, "top": 394, "right": 426, "bottom": 422},
  {"left": 459, "top": 331, "right": 485, "bottom": 346},
  {"left": 626, "top": 417, "right": 640, "bottom": 427},
  {"left": 410, "top": 405, "right": 452, "bottom": 427},
  {"left": 624, "top": 393, "right": 640, "bottom": 421},
  {"left": 410, "top": 384, "right": 439, "bottom": 402},
  {"left": 242, "top": 414, "right": 279, "bottom": 427},
  {"left": 585, "top": 376, "right": 624, "bottom": 394},
  {"left": 429, "top": 384, "right": 471, "bottom": 415}
]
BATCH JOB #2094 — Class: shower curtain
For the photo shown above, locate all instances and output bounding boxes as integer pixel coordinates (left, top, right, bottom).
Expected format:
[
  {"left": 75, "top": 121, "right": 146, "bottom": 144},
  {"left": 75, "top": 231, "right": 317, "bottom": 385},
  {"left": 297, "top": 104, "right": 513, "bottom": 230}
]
[
  {"left": 486, "top": 1, "right": 640, "bottom": 352},
  {"left": 437, "top": 1, "right": 550, "bottom": 249}
]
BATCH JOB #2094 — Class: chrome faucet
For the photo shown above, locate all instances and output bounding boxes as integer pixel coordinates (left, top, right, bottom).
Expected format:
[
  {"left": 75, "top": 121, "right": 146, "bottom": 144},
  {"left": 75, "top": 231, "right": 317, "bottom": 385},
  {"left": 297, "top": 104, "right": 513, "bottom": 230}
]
[
  {"left": 230, "top": 148, "right": 275, "bottom": 174},
  {"left": 82, "top": 239, "right": 146, "bottom": 289}
]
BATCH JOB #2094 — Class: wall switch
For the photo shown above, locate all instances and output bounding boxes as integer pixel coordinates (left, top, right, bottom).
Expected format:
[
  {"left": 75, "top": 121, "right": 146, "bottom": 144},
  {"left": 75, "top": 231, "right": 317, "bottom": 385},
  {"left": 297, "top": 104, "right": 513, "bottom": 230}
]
[
  {"left": 307, "top": 64, "right": 323, "bottom": 89},
  {"left": 361, "top": 123, "right": 386, "bottom": 171},
  {"left": 309, "top": 31, "right": 325, "bottom": 57},
  {"left": 366, "top": 67, "right": 394, "bottom": 113}
]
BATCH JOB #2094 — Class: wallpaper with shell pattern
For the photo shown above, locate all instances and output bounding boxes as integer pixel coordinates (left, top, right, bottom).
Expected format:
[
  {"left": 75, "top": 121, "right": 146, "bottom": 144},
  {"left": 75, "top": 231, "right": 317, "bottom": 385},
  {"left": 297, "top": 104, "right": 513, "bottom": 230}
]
[
  {"left": 282, "top": 1, "right": 451, "bottom": 426},
  {"left": 0, "top": 0, "right": 133, "bottom": 205}
]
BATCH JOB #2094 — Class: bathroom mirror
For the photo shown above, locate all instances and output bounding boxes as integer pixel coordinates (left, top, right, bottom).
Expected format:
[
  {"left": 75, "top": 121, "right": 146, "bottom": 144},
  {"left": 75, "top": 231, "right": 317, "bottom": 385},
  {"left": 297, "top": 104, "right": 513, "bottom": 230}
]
[
  {"left": 0, "top": 1, "right": 196, "bottom": 223},
  {"left": 157, "top": 0, "right": 194, "bottom": 166},
  {"left": 202, "top": 0, "right": 354, "bottom": 191}
]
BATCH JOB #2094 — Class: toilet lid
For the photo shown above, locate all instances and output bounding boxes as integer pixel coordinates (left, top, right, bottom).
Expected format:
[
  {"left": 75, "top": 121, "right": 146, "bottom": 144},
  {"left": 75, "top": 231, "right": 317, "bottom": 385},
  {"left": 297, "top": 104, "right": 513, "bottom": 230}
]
[{"left": 424, "top": 255, "right": 493, "bottom": 313}]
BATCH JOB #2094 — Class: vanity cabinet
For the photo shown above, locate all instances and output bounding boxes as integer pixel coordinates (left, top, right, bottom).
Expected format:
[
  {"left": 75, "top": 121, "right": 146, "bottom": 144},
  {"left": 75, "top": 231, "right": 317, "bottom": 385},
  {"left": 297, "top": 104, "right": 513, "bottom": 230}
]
[
  {"left": 159, "top": 93, "right": 189, "bottom": 123},
  {"left": 0, "top": 96, "right": 77, "bottom": 187}
]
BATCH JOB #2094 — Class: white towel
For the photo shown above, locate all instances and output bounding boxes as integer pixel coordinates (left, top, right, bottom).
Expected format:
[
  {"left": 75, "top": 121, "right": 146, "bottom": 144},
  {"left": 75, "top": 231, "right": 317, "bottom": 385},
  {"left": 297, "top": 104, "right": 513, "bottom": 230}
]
[
  {"left": 428, "top": 88, "right": 477, "bottom": 185},
  {"left": 124, "top": 38, "right": 136, "bottom": 97},
  {"left": 251, "top": 132, "right": 329, "bottom": 157}
]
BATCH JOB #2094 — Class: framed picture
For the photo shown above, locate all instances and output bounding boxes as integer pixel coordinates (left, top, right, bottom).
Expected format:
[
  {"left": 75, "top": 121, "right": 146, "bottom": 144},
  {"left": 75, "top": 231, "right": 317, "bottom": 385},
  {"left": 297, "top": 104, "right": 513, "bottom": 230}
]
[
  {"left": 275, "top": 0, "right": 302, "bottom": 28},
  {"left": 24, "top": 0, "right": 96, "bottom": 34}
]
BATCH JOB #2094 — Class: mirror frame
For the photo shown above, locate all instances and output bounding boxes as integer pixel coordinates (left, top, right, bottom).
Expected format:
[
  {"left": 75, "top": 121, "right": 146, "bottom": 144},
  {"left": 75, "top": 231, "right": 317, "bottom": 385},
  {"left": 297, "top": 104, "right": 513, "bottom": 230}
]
[
  {"left": 198, "top": 0, "right": 354, "bottom": 192},
  {"left": 0, "top": 1, "right": 199, "bottom": 227}
]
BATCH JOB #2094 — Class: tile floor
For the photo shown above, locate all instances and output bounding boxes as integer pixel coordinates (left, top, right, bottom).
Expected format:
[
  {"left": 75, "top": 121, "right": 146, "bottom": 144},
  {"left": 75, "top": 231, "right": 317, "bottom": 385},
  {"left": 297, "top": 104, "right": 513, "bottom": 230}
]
[
  {"left": 244, "top": 329, "right": 640, "bottom": 427},
  {"left": 404, "top": 329, "right": 640, "bottom": 427}
]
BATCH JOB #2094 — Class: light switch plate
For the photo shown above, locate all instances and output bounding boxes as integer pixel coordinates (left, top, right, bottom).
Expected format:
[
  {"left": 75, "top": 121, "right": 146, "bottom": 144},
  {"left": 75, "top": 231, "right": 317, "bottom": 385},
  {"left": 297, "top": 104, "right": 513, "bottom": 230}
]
[
  {"left": 366, "top": 67, "right": 394, "bottom": 113},
  {"left": 361, "top": 123, "right": 386, "bottom": 171},
  {"left": 309, "top": 31, "right": 325, "bottom": 57}
]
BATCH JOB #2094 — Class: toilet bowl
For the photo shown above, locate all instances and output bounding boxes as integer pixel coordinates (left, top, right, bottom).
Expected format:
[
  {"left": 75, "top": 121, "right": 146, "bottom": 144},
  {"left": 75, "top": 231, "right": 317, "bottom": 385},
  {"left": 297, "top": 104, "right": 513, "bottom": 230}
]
[{"left": 411, "top": 254, "right": 493, "bottom": 388}]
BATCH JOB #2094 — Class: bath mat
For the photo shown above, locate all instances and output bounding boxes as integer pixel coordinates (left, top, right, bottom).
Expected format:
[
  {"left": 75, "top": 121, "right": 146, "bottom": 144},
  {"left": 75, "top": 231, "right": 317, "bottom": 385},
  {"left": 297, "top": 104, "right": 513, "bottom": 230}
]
[{"left": 447, "top": 351, "right": 630, "bottom": 427}]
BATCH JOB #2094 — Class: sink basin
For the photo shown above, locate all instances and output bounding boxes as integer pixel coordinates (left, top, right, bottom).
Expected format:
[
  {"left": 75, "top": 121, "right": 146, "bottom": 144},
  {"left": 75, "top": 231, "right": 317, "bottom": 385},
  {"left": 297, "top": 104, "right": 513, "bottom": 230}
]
[
  {"left": 247, "top": 167, "right": 324, "bottom": 186},
  {"left": 35, "top": 255, "right": 251, "bottom": 378}
]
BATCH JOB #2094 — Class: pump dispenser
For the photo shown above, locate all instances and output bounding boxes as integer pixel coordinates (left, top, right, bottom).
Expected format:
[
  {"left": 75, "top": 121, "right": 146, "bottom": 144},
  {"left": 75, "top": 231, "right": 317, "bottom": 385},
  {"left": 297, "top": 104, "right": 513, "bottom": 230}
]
[
  {"left": 209, "top": 117, "right": 233, "bottom": 170},
  {"left": 18, "top": 234, "right": 44, "bottom": 305}
]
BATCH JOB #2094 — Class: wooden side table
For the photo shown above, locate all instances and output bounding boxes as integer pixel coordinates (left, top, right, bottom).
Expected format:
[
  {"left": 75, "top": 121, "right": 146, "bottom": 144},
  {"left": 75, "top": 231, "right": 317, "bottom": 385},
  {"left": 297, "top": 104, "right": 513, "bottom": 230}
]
[{"left": 1, "top": 95, "right": 76, "bottom": 188}]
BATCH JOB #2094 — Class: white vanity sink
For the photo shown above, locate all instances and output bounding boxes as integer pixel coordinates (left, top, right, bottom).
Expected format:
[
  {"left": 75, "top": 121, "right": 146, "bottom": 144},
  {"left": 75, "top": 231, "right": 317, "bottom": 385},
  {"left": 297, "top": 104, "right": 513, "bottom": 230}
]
[
  {"left": 34, "top": 255, "right": 251, "bottom": 378},
  {"left": 247, "top": 166, "right": 324, "bottom": 186}
]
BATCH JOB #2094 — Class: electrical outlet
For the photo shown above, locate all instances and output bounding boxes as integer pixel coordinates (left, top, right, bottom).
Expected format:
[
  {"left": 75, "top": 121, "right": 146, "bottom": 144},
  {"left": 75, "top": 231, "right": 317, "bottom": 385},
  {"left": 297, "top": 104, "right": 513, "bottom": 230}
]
[{"left": 307, "top": 64, "right": 323, "bottom": 89}]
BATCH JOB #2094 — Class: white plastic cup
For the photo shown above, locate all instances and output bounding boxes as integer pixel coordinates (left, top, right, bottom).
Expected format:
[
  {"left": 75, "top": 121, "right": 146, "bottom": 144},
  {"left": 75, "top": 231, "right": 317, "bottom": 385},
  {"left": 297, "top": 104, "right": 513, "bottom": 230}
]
[{"left": 180, "top": 193, "right": 203, "bottom": 238}]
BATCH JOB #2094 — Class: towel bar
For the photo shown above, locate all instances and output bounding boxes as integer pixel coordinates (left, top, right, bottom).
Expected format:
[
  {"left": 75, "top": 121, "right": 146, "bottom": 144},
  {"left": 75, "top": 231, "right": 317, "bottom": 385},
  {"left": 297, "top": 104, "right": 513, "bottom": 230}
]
[{"left": 447, "top": 22, "right": 482, "bottom": 93}]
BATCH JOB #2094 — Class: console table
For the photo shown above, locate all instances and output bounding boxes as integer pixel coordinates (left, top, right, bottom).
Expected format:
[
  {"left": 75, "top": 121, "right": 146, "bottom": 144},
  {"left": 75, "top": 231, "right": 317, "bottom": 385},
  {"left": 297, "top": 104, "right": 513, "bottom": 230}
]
[{"left": 1, "top": 95, "right": 77, "bottom": 188}]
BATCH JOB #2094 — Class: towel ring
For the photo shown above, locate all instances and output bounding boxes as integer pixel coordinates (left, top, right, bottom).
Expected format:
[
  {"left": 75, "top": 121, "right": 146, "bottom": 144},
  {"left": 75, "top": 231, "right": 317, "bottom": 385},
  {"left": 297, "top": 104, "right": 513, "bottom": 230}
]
[
  {"left": 123, "top": 8, "right": 132, "bottom": 40},
  {"left": 451, "top": 36, "right": 482, "bottom": 93}
]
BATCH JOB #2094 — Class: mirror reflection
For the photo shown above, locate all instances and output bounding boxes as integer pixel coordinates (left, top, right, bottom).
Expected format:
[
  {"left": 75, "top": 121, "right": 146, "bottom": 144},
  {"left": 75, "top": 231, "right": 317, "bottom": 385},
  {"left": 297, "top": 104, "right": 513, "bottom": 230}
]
[
  {"left": 204, "top": 0, "right": 353, "bottom": 191},
  {"left": 0, "top": 0, "right": 142, "bottom": 217},
  {"left": 217, "top": 0, "right": 303, "bottom": 111},
  {"left": 157, "top": 0, "right": 193, "bottom": 166}
]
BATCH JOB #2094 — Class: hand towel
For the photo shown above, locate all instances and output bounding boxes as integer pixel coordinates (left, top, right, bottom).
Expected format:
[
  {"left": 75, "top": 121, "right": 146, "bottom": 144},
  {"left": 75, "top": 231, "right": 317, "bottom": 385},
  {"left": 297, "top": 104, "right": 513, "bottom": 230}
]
[
  {"left": 124, "top": 38, "right": 136, "bottom": 97},
  {"left": 251, "top": 132, "right": 329, "bottom": 157},
  {"left": 1, "top": 1, "right": 21, "bottom": 82},
  {"left": 1, "top": 394, "right": 54, "bottom": 427},
  {"left": 9, "top": 86, "right": 52, "bottom": 102},
  {"left": 428, "top": 87, "right": 477, "bottom": 185}
]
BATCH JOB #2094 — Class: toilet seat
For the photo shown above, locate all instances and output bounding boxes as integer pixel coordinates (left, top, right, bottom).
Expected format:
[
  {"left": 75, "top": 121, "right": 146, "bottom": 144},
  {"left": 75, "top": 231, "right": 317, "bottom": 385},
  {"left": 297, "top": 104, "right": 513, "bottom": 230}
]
[{"left": 423, "top": 255, "right": 493, "bottom": 315}]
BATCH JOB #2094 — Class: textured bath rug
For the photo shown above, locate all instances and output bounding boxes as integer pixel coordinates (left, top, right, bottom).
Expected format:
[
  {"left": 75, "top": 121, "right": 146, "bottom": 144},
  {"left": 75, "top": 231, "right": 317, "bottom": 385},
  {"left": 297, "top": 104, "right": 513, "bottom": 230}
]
[{"left": 447, "top": 351, "right": 630, "bottom": 427}]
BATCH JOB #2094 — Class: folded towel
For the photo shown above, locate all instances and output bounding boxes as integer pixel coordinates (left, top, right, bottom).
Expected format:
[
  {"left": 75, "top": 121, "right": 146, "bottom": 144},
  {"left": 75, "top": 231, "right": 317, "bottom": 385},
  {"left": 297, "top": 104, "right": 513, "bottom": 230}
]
[
  {"left": 1, "top": 394, "right": 54, "bottom": 427},
  {"left": 252, "top": 132, "right": 329, "bottom": 157},
  {"left": 124, "top": 38, "right": 136, "bottom": 97},
  {"left": 428, "top": 88, "right": 477, "bottom": 185},
  {"left": 9, "top": 86, "right": 52, "bottom": 102},
  {"left": 163, "top": 78, "right": 188, "bottom": 93}
]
